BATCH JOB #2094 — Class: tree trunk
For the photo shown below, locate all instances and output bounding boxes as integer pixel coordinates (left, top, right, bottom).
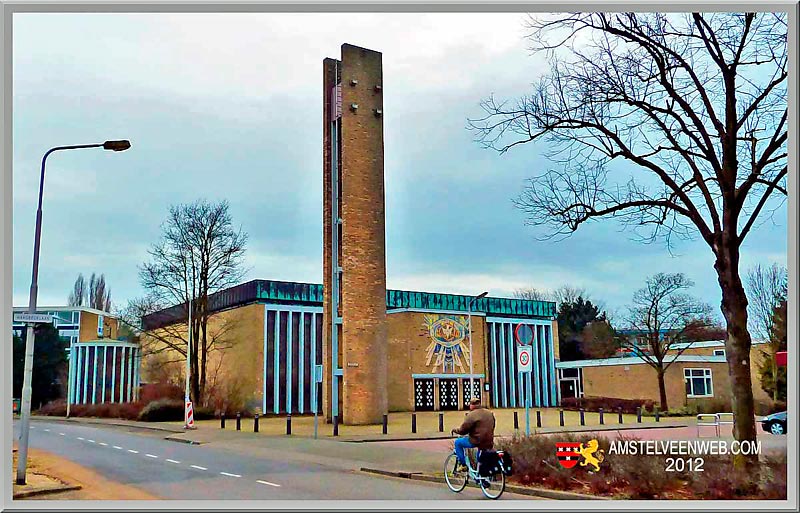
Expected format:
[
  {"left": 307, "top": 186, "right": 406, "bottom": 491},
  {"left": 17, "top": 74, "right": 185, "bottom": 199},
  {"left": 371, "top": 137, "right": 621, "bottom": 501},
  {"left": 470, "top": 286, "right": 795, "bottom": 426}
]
[
  {"left": 657, "top": 369, "right": 668, "bottom": 411},
  {"left": 715, "top": 240, "right": 758, "bottom": 470},
  {"left": 190, "top": 321, "right": 201, "bottom": 404}
]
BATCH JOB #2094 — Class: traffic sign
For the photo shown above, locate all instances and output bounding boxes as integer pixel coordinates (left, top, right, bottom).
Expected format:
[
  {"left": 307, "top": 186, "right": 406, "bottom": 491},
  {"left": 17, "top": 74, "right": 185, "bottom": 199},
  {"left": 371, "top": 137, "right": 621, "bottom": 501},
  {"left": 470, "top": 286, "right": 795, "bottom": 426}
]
[
  {"left": 13, "top": 313, "right": 54, "bottom": 324},
  {"left": 517, "top": 346, "right": 532, "bottom": 373},
  {"left": 514, "top": 323, "right": 533, "bottom": 346}
]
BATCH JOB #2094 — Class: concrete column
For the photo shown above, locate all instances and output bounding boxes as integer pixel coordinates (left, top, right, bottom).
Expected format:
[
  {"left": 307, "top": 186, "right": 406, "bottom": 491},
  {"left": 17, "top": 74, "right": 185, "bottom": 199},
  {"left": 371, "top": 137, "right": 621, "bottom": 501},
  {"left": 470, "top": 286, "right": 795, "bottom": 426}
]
[{"left": 111, "top": 346, "right": 117, "bottom": 403}]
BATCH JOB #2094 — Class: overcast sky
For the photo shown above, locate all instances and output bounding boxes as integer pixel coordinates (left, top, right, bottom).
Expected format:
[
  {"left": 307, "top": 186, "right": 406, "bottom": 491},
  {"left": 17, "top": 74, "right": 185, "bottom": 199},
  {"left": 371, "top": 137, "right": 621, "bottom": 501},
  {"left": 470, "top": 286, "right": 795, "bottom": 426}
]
[{"left": 12, "top": 12, "right": 788, "bottom": 320}]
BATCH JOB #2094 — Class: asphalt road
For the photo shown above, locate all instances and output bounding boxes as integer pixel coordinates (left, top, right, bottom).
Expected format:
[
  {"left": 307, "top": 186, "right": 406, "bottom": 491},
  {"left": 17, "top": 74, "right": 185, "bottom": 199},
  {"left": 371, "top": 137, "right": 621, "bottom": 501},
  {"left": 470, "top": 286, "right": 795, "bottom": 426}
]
[{"left": 15, "top": 419, "right": 530, "bottom": 501}]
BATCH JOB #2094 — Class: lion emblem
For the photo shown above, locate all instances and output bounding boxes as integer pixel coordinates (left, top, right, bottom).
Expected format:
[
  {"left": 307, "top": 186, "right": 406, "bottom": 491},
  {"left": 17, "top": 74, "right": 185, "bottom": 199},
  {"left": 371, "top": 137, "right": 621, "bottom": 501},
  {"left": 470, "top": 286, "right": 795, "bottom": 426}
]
[{"left": 578, "top": 440, "right": 605, "bottom": 472}]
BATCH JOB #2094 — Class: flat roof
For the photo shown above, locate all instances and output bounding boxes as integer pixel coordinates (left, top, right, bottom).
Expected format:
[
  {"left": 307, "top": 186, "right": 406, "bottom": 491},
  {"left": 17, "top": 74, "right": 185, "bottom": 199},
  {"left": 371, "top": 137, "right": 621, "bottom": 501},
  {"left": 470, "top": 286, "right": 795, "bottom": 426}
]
[
  {"left": 557, "top": 354, "right": 728, "bottom": 369},
  {"left": 142, "top": 279, "right": 556, "bottom": 330},
  {"left": 12, "top": 306, "right": 116, "bottom": 318}
]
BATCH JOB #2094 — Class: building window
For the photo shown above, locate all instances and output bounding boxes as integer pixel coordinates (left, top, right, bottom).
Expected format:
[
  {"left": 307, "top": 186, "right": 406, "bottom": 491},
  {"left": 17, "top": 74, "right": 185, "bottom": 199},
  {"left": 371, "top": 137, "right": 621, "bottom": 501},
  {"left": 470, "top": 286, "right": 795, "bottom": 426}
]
[
  {"left": 684, "top": 368, "right": 713, "bottom": 397},
  {"left": 713, "top": 349, "right": 725, "bottom": 357},
  {"left": 98, "top": 315, "right": 104, "bottom": 338}
]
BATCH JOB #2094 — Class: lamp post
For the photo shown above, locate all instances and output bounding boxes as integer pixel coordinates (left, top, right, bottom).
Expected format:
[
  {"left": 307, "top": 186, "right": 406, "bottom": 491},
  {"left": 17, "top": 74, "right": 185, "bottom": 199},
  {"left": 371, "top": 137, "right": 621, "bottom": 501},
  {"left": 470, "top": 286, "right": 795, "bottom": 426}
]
[
  {"left": 185, "top": 296, "right": 194, "bottom": 429},
  {"left": 467, "top": 291, "right": 488, "bottom": 402},
  {"left": 16, "top": 140, "right": 130, "bottom": 485}
]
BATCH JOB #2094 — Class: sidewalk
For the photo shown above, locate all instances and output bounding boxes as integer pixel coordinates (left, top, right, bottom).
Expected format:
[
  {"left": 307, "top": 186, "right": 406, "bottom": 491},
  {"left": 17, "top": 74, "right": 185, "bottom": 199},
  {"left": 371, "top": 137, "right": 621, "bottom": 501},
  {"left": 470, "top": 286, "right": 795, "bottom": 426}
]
[
  {"left": 158, "top": 408, "right": 689, "bottom": 441},
  {"left": 12, "top": 447, "right": 81, "bottom": 500}
]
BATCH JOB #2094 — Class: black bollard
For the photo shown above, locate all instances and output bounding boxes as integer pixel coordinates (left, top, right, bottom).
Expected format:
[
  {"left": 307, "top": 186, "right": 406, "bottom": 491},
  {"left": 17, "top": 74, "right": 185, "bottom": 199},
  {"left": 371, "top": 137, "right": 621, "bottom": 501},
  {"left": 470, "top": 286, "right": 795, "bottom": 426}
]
[
  {"left": 382, "top": 414, "right": 388, "bottom": 435},
  {"left": 286, "top": 414, "right": 292, "bottom": 435},
  {"left": 236, "top": 412, "right": 241, "bottom": 431},
  {"left": 412, "top": 413, "right": 417, "bottom": 434},
  {"left": 559, "top": 410, "right": 564, "bottom": 427},
  {"left": 254, "top": 414, "right": 259, "bottom": 433},
  {"left": 580, "top": 409, "right": 585, "bottom": 426},
  {"left": 438, "top": 412, "right": 444, "bottom": 433},
  {"left": 618, "top": 408, "right": 623, "bottom": 424},
  {"left": 655, "top": 407, "right": 660, "bottom": 422},
  {"left": 536, "top": 410, "right": 542, "bottom": 428},
  {"left": 221, "top": 412, "right": 226, "bottom": 429},
  {"left": 513, "top": 411, "right": 519, "bottom": 430},
  {"left": 637, "top": 407, "right": 642, "bottom": 423},
  {"left": 599, "top": 408, "right": 604, "bottom": 425},
  {"left": 333, "top": 415, "right": 339, "bottom": 436}
]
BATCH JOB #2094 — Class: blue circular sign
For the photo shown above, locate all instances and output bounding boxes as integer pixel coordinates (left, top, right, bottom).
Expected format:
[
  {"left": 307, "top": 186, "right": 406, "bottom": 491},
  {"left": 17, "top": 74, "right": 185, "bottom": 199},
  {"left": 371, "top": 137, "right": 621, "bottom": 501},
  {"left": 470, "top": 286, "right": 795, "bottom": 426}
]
[{"left": 515, "top": 323, "right": 533, "bottom": 345}]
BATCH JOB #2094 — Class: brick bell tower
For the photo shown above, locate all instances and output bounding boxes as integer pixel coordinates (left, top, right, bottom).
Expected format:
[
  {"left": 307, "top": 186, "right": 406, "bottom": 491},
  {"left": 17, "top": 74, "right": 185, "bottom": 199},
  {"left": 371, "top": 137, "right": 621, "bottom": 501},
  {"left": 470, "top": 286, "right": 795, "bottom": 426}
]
[{"left": 322, "top": 44, "right": 388, "bottom": 425}]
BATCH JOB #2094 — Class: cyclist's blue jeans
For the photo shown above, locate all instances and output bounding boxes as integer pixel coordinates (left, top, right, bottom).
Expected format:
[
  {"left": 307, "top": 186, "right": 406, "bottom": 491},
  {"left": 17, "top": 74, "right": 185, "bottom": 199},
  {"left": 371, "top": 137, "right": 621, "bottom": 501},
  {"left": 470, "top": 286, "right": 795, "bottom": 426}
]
[{"left": 454, "top": 436, "right": 475, "bottom": 465}]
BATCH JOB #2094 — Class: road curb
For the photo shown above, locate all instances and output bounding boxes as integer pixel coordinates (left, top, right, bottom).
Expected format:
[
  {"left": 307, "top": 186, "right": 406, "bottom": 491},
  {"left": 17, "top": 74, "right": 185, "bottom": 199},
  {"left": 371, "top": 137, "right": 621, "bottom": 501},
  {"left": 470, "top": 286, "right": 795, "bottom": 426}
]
[
  {"left": 13, "top": 483, "right": 82, "bottom": 500},
  {"left": 31, "top": 416, "right": 185, "bottom": 434},
  {"left": 163, "top": 436, "right": 204, "bottom": 445},
  {"left": 359, "top": 467, "right": 607, "bottom": 500}
]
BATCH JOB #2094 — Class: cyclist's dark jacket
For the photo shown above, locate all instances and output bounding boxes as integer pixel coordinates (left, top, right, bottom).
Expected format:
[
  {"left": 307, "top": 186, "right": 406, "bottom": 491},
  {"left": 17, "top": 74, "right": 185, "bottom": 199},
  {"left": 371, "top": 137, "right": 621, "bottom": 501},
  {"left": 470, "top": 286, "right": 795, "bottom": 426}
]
[{"left": 454, "top": 406, "right": 495, "bottom": 450}]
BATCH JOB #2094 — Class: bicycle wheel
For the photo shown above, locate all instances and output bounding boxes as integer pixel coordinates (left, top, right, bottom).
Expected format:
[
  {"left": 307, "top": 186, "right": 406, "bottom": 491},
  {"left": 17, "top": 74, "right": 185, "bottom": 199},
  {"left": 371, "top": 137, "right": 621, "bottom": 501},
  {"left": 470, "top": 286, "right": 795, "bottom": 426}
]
[
  {"left": 443, "top": 453, "right": 468, "bottom": 492},
  {"left": 480, "top": 471, "right": 506, "bottom": 499}
]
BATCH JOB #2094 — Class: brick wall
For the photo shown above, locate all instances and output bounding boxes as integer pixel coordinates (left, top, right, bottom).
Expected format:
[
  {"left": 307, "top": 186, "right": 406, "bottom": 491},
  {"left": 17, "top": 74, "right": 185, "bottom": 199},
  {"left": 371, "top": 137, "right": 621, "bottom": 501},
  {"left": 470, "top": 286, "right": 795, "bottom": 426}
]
[
  {"left": 78, "top": 311, "right": 118, "bottom": 341},
  {"left": 387, "top": 311, "right": 489, "bottom": 410},
  {"left": 338, "top": 44, "right": 388, "bottom": 425},
  {"left": 140, "top": 303, "right": 265, "bottom": 410}
]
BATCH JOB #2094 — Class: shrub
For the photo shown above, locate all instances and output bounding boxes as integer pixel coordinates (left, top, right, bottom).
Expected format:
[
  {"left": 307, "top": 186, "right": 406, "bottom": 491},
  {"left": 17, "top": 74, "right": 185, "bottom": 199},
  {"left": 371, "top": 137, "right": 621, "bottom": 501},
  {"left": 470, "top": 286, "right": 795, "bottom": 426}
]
[
  {"left": 194, "top": 406, "right": 216, "bottom": 420},
  {"left": 495, "top": 432, "right": 786, "bottom": 499},
  {"left": 137, "top": 399, "right": 184, "bottom": 422},
  {"left": 561, "top": 396, "right": 655, "bottom": 414},
  {"left": 36, "top": 399, "right": 143, "bottom": 420},
  {"left": 139, "top": 382, "right": 183, "bottom": 405},
  {"left": 37, "top": 399, "right": 67, "bottom": 416},
  {"left": 691, "top": 396, "right": 733, "bottom": 414}
]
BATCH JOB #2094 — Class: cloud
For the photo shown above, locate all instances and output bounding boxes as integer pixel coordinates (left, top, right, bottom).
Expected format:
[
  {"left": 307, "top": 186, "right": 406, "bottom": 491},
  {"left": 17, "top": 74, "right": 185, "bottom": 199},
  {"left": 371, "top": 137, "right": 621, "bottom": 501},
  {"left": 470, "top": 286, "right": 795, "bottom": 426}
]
[{"left": 10, "top": 12, "right": 789, "bottom": 318}]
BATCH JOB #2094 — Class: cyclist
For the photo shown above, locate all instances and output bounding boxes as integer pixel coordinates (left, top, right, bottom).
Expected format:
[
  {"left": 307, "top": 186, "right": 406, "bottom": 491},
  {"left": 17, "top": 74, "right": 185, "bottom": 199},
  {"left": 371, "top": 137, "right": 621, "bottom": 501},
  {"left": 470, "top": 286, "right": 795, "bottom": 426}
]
[{"left": 450, "top": 397, "right": 496, "bottom": 470}]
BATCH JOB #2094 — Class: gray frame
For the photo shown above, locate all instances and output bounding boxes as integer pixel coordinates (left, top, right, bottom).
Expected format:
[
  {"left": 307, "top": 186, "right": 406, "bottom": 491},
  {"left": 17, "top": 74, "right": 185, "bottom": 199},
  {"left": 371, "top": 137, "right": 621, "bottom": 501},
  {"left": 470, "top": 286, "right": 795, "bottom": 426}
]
[{"left": 2, "top": 3, "right": 796, "bottom": 511}]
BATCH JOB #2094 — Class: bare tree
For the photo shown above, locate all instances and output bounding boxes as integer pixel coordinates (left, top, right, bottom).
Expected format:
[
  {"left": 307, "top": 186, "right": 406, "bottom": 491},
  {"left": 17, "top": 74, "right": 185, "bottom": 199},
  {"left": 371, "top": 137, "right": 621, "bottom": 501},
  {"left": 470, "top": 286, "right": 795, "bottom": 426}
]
[
  {"left": 88, "top": 273, "right": 112, "bottom": 312},
  {"left": 134, "top": 199, "right": 248, "bottom": 403},
  {"left": 67, "top": 274, "right": 86, "bottom": 307},
  {"left": 745, "top": 263, "right": 788, "bottom": 341},
  {"left": 513, "top": 287, "right": 551, "bottom": 301},
  {"left": 620, "top": 273, "right": 713, "bottom": 410},
  {"left": 469, "top": 12, "right": 787, "bottom": 465}
]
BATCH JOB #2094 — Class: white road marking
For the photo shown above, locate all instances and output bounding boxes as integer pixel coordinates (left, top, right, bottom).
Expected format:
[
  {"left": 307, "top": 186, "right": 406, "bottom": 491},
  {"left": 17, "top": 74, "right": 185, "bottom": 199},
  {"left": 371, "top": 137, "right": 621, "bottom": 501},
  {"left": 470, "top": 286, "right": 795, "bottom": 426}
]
[
  {"left": 166, "top": 459, "right": 181, "bottom": 464},
  {"left": 127, "top": 450, "right": 139, "bottom": 454},
  {"left": 113, "top": 446, "right": 123, "bottom": 450},
  {"left": 145, "top": 454, "right": 158, "bottom": 459},
  {"left": 43, "top": 428, "right": 50, "bottom": 432},
  {"left": 190, "top": 465, "right": 207, "bottom": 471},
  {"left": 220, "top": 472, "right": 241, "bottom": 478},
  {"left": 59, "top": 433, "right": 66, "bottom": 436},
  {"left": 256, "top": 480, "right": 281, "bottom": 487},
  {"left": 77, "top": 437, "right": 84, "bottom": 440},
  {"left": 99, "top": 442, "right": 109, "bottom": 446},
  {"left": 87, "top": 439, "right": 96, "bottom": 443}
]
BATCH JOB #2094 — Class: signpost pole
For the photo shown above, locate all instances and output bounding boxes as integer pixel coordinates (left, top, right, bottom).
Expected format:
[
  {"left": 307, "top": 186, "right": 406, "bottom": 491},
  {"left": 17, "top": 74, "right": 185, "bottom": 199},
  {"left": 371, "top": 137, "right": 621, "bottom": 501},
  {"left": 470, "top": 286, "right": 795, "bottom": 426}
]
[
  {"left": 525, "top": 371, "right": 530, "bottom": 436},
  {"left": 514, "top": 323, "right": 533, "bottom": 437}
]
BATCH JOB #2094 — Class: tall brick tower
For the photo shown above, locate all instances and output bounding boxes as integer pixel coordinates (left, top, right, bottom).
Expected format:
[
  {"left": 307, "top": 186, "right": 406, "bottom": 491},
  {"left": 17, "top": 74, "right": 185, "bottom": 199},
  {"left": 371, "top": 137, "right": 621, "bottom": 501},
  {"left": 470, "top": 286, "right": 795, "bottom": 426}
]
[{"left": 323, "top": 44, "right": 388, "bottom": 425}]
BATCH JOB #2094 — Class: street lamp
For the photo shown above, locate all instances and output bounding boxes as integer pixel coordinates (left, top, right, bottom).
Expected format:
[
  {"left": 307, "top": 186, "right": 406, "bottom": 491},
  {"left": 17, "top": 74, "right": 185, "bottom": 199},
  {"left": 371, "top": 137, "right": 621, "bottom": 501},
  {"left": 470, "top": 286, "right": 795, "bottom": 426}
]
[
  {"left": 468, "top": 291, "right": 488, "bottom": 402},
  {"left": 16, "top": 140, "right": 131, "bottom": 485}
]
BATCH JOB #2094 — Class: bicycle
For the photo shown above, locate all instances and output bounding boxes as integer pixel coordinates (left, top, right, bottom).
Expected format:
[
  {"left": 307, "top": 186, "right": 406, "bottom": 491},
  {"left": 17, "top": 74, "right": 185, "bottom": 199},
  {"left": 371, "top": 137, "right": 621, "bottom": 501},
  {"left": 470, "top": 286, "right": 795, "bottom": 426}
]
[{"left": 443, "top": 438, "right": 506, "bottom": 499}]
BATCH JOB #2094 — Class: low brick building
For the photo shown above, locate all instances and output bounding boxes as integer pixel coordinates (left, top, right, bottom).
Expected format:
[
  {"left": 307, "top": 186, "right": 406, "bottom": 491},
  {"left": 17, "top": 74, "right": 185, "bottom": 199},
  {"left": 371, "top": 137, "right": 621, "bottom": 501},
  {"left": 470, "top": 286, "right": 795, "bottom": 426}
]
[
  {"left": 141, "top": 279, "right": 559, "bottom": 415},
  {"left": 12, "top": 306, "right": 141, "bottom": 406},
  {"left": 556, "top": 340, "right": 772, "bottom": 408}
]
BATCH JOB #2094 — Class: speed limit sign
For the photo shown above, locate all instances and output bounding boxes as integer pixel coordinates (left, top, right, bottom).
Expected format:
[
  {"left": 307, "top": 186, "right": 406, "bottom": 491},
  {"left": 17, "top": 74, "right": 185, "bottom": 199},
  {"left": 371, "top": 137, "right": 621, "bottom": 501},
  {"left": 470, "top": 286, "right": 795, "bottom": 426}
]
[{"left": 517, "top": 346, "right": 532, "bottom": 373}]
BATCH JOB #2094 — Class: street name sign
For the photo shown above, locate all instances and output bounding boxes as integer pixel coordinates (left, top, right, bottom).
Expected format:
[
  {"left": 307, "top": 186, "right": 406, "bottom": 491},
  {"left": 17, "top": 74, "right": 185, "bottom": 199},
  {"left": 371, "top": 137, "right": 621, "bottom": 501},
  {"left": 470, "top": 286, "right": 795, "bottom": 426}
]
[{"left": 13, "top": 313, "right": 54, "bottom": 324}]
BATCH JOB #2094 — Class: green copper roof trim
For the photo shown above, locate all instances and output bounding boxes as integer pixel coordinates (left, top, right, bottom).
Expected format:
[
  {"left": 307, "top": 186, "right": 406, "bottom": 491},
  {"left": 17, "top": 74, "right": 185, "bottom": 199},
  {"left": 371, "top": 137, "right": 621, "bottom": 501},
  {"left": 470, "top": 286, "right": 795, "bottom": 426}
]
[{"left": 250, "top": 279, "right": 555, "bottom": 319}]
